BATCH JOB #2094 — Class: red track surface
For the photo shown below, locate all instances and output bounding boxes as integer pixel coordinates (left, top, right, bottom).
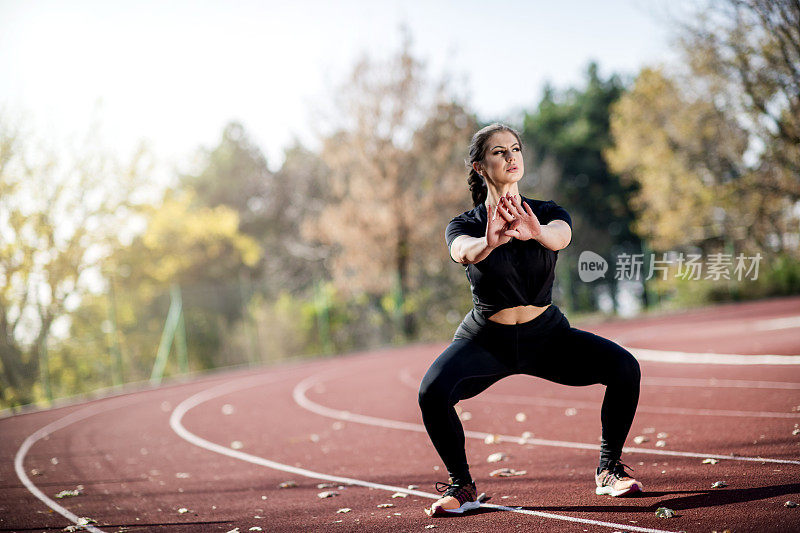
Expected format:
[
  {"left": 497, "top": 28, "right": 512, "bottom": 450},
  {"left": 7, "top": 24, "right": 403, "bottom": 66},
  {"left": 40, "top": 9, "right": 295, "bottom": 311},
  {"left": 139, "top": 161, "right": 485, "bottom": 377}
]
[{"left": 2, "top": 296, "right": 799, "bottom": 533}]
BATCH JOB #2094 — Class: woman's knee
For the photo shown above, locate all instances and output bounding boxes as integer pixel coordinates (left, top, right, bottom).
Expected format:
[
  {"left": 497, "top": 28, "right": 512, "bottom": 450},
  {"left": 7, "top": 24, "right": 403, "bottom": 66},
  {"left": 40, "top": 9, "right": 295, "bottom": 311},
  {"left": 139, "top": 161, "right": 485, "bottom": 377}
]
[
  {"left": 418, "top": 372, "right": 453, "bottom": 410},
  {"left": 614, "top": 349, "right": 641, "bottom": 386}
]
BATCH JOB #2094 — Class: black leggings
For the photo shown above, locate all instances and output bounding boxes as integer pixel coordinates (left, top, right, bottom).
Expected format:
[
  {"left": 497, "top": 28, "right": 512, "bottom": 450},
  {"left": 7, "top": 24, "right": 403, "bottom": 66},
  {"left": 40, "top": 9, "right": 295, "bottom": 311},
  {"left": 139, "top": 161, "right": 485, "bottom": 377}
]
[{"left": 417, "top": 305, "right": 640, "bottom": 485}]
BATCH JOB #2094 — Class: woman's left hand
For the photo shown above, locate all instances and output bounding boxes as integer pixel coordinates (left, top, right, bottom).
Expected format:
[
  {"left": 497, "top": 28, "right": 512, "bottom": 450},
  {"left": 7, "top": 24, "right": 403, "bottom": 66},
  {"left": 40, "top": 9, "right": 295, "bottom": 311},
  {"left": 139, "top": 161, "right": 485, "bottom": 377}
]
[{"left": 498, "top": 194, "right": 542, "bottom": 241}]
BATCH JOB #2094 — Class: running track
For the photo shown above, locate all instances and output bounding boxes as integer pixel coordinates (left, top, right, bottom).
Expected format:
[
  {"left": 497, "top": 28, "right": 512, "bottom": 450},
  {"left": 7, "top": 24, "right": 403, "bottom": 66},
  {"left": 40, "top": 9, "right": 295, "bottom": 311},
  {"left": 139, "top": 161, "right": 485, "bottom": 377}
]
[{"left": 2, "top": 296, "right": 799, "bottom": 532}]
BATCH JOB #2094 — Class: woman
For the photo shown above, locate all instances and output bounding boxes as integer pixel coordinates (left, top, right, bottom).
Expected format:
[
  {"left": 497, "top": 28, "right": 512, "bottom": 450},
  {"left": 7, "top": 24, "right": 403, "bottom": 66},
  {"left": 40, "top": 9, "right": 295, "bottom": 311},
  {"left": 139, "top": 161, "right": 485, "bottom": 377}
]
[{"left": 418, "top": 123, "right": 642, "bottom": 517}]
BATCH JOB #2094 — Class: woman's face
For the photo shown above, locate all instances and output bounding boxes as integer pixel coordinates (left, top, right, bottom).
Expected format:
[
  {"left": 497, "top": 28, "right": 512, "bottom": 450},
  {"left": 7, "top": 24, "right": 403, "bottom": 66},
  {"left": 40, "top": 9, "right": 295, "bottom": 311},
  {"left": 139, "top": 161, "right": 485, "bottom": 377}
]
[{"left": 475, "top": 130, "right": 524, "bottom": 186}]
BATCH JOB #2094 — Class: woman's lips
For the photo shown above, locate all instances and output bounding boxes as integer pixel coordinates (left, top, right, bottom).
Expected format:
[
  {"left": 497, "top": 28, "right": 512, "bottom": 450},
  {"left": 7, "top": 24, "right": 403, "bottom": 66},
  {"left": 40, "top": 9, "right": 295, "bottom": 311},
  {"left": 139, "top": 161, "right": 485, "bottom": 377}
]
[{"left": 507, "top": 166, "right": 518, "bottom": 172}]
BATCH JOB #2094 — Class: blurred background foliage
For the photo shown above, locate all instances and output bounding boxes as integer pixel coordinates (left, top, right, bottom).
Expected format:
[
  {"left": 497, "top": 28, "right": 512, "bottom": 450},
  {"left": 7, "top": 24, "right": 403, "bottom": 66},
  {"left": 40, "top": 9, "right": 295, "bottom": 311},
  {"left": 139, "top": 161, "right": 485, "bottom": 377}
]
[{"left": 1, "top": 0, "right": 798, "bottom": 409}]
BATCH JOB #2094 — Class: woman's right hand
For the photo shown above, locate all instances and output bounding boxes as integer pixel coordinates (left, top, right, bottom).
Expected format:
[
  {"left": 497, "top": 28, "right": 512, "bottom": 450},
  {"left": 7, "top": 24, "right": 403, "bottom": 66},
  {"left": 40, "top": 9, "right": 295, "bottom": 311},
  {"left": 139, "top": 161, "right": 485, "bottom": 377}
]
[{"left": 485, "top": 203, "right": 513, "bottom": 250}]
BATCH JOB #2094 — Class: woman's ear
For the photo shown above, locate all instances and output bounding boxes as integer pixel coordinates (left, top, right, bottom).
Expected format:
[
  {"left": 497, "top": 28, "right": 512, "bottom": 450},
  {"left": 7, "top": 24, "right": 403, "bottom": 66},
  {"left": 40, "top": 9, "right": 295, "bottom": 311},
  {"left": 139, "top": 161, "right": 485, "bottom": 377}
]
[{"left": 472, "top": 161, "right": 484, "bottom": 177}]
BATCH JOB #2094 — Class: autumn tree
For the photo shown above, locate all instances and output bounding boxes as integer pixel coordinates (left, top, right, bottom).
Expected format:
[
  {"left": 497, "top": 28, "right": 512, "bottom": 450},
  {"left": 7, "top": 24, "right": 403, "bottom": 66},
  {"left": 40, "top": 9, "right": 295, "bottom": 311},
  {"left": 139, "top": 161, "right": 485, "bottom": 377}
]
[
  {"left": 0, "top": 118, "right": 150, "bottom": 406},
  {"left": 523, "top": 63, "right": 639, "bottom": 312},
  {"left": 678, "top": 0, "right": 800, "bottom": 202},
  {"left": 306, "top": 35, "right": 477, "bottom": 340},
  {"left": 101, "top": 190, "right": 262, "bottom": 373},
  {"left": 607, "top": 0, "right": 800, "bottom": 258},
  {"left": 607, "top": 68, "right": 754, "bottom": 252}
]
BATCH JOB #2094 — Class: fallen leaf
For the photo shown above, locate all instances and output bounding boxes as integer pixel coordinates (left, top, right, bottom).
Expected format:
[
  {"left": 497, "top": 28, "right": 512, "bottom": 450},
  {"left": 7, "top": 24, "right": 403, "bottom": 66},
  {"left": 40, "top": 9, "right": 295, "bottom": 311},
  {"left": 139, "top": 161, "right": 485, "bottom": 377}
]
[
  {"left": 489, "top": 468, "right": 526, "bottom": 477},
  {"left": 655, "top": 507, "right": 678, "bottom": 518},
  {"left": 711, "top": 481, "right": 728, "bottom": 488},
  {"left": 407, "top": 485, "right": 418, "bottom": 490},
  {"left": 656, "top": 432, "right": 669, "bottom": 439},
  {"left": 54, "top": 489, "right": 83, "bottom": 499},
  {"left": 391, "top": 492, "right": 408, "bottom": 498},
  {"left": 249, "top": 528, "right": 262, "bottom": 532},
  {"left": 278, "top": 481, "right": 297, "bottom": 489},
  {"left": 336, "top": 508, "right": 351, "bottom": 513},
  {"left": 656, "top": 440, "right": 667, "bottom": 448},
  {"left": 487, "top": 452, "right": 508, "bottom": 463},
  {"left": 633, "top": 435, "right": 649, "bottom": 444},
  {"left": 484, "top": 434, "right": 500, "bottom": 445},
  {"left": 702, "top": 458, "right": 719, "bottom": 464},
  {"left": 515, "top": 412, "right": 527, "bottom": 422},
  {"left": 785, "top": 501, "right": 798, "bottom": 508},
  {"left": 377, "top": 503, "right": 394, "bottom": 508},
  {"left": 318, "top": 491, "right": 339, "bottom": 498},
  {"left": 231, "top": 441, "right": 244, "bottom": 450},
  {"left": 564, "top": 408, "right": 578, "bottom": 416},
  {"left": 460, "top": 411, "right": 472, "bottom": 421},
  {"left": 178, "top": 508, "right": 189, "bottom": 514},
  {"left": 317, "top": 483, "right": 337, "bottom": 489}
]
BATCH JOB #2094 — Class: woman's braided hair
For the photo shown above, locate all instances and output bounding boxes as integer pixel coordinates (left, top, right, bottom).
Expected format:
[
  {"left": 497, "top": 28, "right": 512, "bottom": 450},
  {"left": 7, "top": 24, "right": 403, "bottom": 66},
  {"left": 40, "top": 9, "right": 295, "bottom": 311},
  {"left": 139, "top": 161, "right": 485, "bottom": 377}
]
[{"left": 466, "top": 123, "right": 522, "bottom": 207}]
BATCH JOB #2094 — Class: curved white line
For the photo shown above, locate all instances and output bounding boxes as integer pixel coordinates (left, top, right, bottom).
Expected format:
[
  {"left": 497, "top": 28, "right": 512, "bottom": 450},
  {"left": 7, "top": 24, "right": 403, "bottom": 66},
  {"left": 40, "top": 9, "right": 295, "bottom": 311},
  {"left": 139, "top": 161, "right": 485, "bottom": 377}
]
[
  {"left": 641, "top": 376, "right": 800, "bottom": 390},
  {"left": 295, "top": 371, "right": 800, "bottom": 466},
  {"left": 400, "top": 366, "right": 800, "bottom": 391},
  {"left": 625, "top": 347, "right": 800, "bottom": 365},
  {"left": 170, "top": 372, "right": 679, "bottom": 533},
  {"left": 397, "top": 368, "right": 800, "bottom": 419},
  {"left": 13, "top": 397, "right": 142, "bottom": 533},
  {"left": 479, "top": 393, "right": 800, "bottom": 419}
]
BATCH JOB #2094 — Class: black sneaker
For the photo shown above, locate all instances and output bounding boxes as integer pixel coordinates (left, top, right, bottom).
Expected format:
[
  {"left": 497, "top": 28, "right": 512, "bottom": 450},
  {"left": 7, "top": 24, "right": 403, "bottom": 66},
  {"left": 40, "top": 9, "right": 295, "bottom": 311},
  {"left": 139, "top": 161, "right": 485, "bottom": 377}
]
[{"left": 425, "top": 480, "right": 480, "bottom": 516}]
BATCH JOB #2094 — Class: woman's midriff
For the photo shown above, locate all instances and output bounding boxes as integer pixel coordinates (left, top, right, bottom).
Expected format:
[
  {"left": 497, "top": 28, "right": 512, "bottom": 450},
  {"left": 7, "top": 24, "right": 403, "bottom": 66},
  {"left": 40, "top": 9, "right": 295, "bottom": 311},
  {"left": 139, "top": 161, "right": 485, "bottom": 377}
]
[{"left": 487, "top": 304, "right": 550, "bottom": 325}]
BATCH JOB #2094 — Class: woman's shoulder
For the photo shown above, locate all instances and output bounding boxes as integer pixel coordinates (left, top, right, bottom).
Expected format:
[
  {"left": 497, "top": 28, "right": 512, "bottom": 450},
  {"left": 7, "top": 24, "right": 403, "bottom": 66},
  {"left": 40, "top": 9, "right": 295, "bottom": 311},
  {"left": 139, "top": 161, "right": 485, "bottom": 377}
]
[
  {"left": 522, "top": 196, "right": 572, "bottom": 227},
  {"left": 448, "top": 203, "right": 485, "bottom": 225},
  {"left": 521, "top": 195, "right": 558, "bottom": 207}
]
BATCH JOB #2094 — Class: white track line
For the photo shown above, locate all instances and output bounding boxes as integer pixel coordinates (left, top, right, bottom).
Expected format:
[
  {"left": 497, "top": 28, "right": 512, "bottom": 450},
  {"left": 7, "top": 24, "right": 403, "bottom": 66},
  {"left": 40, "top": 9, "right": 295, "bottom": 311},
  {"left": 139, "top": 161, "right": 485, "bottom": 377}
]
[
  {"left": 13, "top": 397, "right": 144, "bottom": 533},
  {"left": 480, "top": 393, "right": 800, "bottom": 419},
  {"left": 642, "top": 376, "right": 800, "bottom": 390},
  {"left": 170, "top": 374, "right": 680, "bottom": 533},
  {"left": 754, "top": 316, "right": 800, "bottom": 331},
  {"left": 626, "top": 347, "right": 800, "bottom": 365},
  {"left": 396, "top": 368, "right": 800, "bottom": 419},
  {"left": 295, "top": 371, "right": 800, "bottom": 466}
]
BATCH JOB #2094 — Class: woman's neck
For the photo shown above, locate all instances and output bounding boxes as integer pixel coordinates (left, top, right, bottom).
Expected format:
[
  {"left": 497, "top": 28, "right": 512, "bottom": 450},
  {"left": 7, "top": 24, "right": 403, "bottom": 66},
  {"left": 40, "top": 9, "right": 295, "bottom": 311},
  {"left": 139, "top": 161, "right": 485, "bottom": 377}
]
[{"left": 485, "top": 183, "right": 521, "bottom": 208}]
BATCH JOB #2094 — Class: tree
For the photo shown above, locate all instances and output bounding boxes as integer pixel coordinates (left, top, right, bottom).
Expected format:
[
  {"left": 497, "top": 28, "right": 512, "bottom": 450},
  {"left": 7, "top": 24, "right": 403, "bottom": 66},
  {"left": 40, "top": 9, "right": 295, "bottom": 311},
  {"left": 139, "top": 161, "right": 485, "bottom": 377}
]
[
  {"left": 677, "top": 0, "right": 800, "bottom": 201},
  {"left": 104, "top": 190, "right": 262, "bottom": 372},
  {"left": 305, "top": 34, "right": 477, "bottom": 339},
  {"left": 607, "top": 0, "right": 800, "bottom": 260},
  {"left": 606, "top": 68, "right": 752, "bottom": 252},
  {"left": 522, "top": 63, "right": 640, "bottom": 312},
  {"left": 0, "top": 118, "right": 149, "bottom": 406}
]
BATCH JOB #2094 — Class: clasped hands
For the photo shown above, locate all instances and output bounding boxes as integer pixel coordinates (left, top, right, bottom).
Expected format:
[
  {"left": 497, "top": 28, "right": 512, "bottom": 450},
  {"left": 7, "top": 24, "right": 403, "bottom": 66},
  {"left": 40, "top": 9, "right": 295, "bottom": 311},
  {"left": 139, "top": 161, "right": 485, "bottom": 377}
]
[{"left": 486, "top": 193, "right": 542, "bottom": 248}]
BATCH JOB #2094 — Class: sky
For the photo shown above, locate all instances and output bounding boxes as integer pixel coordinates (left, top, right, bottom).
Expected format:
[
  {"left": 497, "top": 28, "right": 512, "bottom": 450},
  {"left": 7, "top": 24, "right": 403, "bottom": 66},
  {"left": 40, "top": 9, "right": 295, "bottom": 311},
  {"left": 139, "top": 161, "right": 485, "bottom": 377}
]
[{"left": 0, "top": 0, "right": 685, "bottom": 174}]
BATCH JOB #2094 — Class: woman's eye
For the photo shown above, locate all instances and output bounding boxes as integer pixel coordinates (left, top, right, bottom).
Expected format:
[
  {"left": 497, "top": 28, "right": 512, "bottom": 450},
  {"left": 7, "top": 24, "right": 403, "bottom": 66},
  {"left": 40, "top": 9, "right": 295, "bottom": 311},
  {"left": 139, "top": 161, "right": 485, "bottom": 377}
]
[{"left": 513, "top": 147, "right": 520, "bottom": 152}]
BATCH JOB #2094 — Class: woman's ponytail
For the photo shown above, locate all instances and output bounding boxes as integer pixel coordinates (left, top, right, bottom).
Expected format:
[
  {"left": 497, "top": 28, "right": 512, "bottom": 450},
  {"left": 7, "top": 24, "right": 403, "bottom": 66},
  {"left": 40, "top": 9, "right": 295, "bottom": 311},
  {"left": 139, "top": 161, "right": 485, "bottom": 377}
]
[{"left": 467, "top": 168, "right": 487, "bottom": 207}]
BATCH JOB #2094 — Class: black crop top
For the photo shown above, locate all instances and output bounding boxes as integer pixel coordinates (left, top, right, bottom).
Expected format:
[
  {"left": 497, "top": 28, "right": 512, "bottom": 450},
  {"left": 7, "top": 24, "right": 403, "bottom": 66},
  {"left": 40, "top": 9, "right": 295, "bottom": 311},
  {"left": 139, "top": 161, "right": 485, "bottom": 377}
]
[{"left": 445, "top": 196, "right": 572, "bottom": 319}]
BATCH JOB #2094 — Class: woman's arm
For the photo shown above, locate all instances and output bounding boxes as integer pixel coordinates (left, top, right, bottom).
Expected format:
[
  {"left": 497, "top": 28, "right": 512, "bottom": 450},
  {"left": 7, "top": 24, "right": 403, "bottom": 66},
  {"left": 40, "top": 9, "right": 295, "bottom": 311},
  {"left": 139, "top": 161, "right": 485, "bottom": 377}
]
[
  {"left": 450, "top": 203, "right": 514, "bottom": 264},
  {"left": 449, "top": 234, "right": 494, "bottom": 264},
  {"left": 499, "top": 195, "right": 572, "bottom": 251},
  {"left": 534, "top": 220, "right": 572, "bottom": 251}
]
